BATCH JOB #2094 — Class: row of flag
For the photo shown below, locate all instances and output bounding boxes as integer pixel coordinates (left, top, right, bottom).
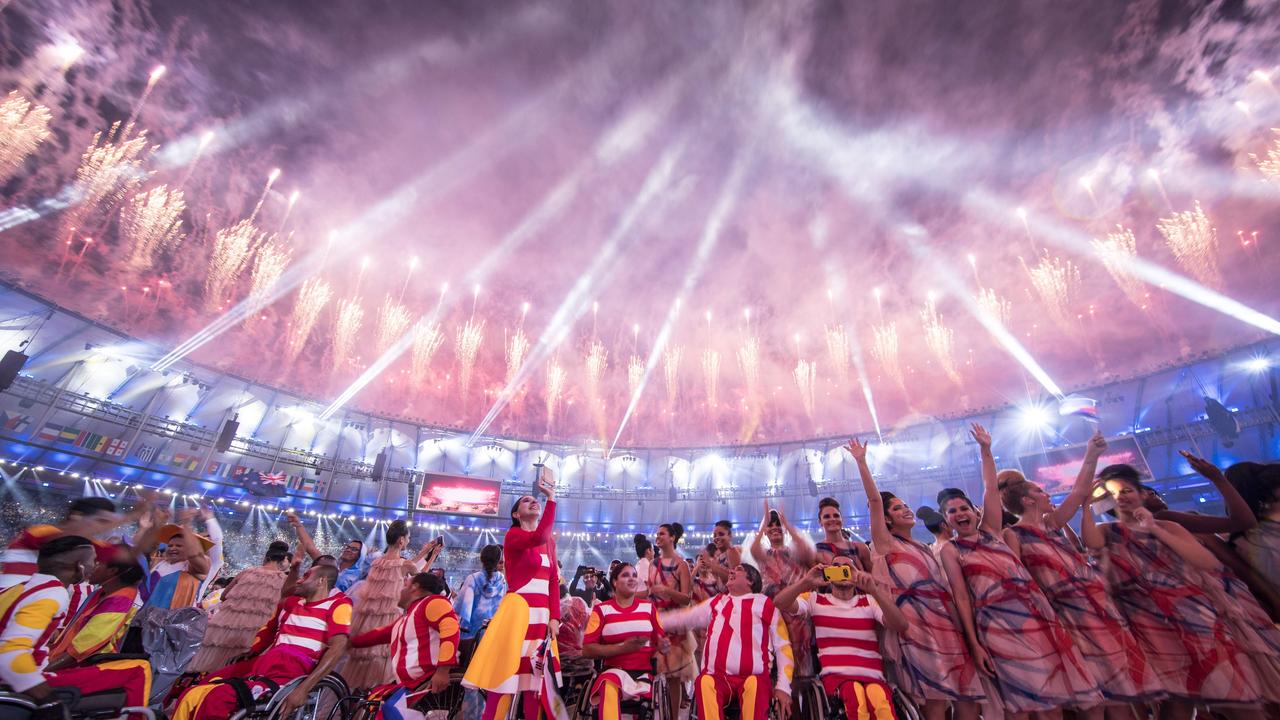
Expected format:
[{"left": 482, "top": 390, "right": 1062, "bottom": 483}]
[
  {"left": 135, "top": 445, "right": 327, "bottom": 495},
  {"left": 233, "top": 469, "right": 327, "bottom": 497},
  {"left": 33, "top": 421, "right": 128, "bottom": 457}
]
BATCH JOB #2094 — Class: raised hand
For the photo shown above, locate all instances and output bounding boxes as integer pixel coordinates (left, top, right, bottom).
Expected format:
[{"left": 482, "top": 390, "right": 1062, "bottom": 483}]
[
  {"left": 1180, "top": 450, "right": 1226, "bottom": 484},
  {"left": 851, "top": 569, "right": 876, "bottom": 594},
  {"left": 969, "top": 423, "right": 992, "bottom": 449},
  {"left": 1084, "top": 430, "right": 1107, "bottom": 460},
  {"left": 804, "top": 564, "right": 826, "bottom": 589},
  {"left": 845, "top": 437, "right": 869, "bottom": 461},
  {"left": 1132, "top": 507, "right": 1156, "bottom": 529},
  {"left": 176, "top": 507, "right": 199, "bottom": 525}
]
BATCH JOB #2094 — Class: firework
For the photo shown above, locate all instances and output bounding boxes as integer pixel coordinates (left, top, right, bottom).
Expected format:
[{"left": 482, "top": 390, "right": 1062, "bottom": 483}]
[
  {"left": 976, "top": 287, "right": 1013, "bottom": 326},
  {"left": 331, "top": 299, "right": 365, "bottom": 372},
  {"left": 585, "top": 341, "right": 609, "bottom": 399},
  {"left": 793, "top": 359, "right": 817, "bottom": 419},
  {"left": 737, "top": 336, "right": 761, "bottom": 397},
  {"left": 663, "top": 345, "right": 682, "bottom": 407},
  {"left": 455, "top": 319, "right": 485, "bottom": 396},
  {"left": 1157, "top": 202, "right": 1220, "bottom": 287},
  {"left": 700, "top": 349, "right": 721, "bottom": 408},
  {"left": 505, "top": 327, "right": 529, "bottom": 384},
  {"left": 410, "top": 321, "right": 444, "bottom": 389},
  {"left": 1091, "top": 225, "right": 1149, "bottom": 309},
  {"left": 0, "top": 91, "right": 52, "bottom": 184},
  {"left": 120, "top": 184, "right": 186, "bottom": 272},
  {"left": 374, "top": 297, "right": 413, "bottom": 355},
  {"left": 627, "top": 355, "right": 645, "bottom": 400},
  {"left": 824, "top": 325, "right": 850, "bottom": 387},
  {"left": 283, "top": 277, "right": 332, "bottom": 365},
  {"left": 921, "top": 296, "right": 960, "bottom": 383},
  {"left": 871, "top": 322, "right": 905, "bottom": 390},
  {"left": 61, "top": 122, "right": 152, "bottom": 239},
  {"left": 249, "top": 238, "right": 292, "bottom": 306},
  {"left": 1251, "top": 129, "right": 1280, "bottom": 182},
  {"left": 205, "top": 219, "right": 265, "bottom": 312},
  {"left": 248, "top": 168, "right": 281, "bottom": 224},
  {"left": 1022, "top": 253, "right": 1081, "bottom": 330},
  {"left": 546, "top": 358, "right": 567, "bottom": 428}
]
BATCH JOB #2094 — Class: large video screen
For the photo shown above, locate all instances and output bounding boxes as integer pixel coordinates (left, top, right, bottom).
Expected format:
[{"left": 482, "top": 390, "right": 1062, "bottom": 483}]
[
  {"left": 416, "top": 473, "right": 502, "bottom": 518},
  {"left": 1018, "top": 435, "right": 1151, "bottom": 494}
]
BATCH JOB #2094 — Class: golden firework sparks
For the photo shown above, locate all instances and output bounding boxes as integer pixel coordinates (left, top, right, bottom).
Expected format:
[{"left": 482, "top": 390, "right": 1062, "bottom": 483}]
[
  {"left": 410, "top": 321, "right": 444, "bottom": 389},
  {"left": 331, "top": 298, "right": 365, "bottom": 372},
  {"left": 1251, "top": 129, "right": 1280, "bottom": 182},
  {"left": 546, "top": 357, "right": 567, "bottom": 428},
  {"left": 871, "top": 322, "right": 904, "bottom": 390},
  {"left": 61, "top": 122, "right": 153, "bottom": 239},
  {"left": 205, "top": 218, "right": 265, "bottom": 311},
  {"left": 454, "top": 319, "right": 485, "bottom": 396},
  {"left": 976, "top": 287, "right": 1013, "bottom": 326},
  {"left": 737, "top": 336, "right": 761, "bottom": 398},
  {"left": 1022, "top": 253, "right": 1081, "bottom": 330},
  {"left": 373, "top": 297, "right": 413, "bottom": 355},
  {"left": 1157, "top": 201, "right": 1220, "bottom": 287},
  {"left": 824, "top": 325, "right": 851, "bottom": 387},
  {"left": 663, "top": 345, "right": 682, "bottom": 407},
  {"left": 249, "top": 238, "right": 292, "bottom": 306},
  {"left": 1091, "top": 225, "right": 1149, "bottom": 309},
  {"left": 700, "top": 349, "right": 721, "bottom": 408},
  {"left": 283, "top": 277, "right": 332, "bottom": 365},
  {"left": 627, "top": 354, "right": 645, "bottom": 400},
  {"left": 505, "top": 327, "right": 529, "bottom": 385},
  {"left": 120, "top": 184, "right": 186, "bottom": 272},
  {"left": 0, "top": 91, "right": 52, "bottom": 184},
  {"left": 585, "top": 341, "right": 609, "bottom": 398},
  {"left": 921, "top": 296, "right": 960, "bottom": 383},
  {"left": 793, "top": 359, "right": 818, "bottom": 419}
]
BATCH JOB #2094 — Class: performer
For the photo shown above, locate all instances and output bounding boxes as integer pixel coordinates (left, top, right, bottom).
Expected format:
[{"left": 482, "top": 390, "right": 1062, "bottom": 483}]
[
  {"left": 143, "top": 511, "right": 217, "bottom": 610},
  {"left": 749, "top": 501, "right": 814, "bottom": 678},
  {"left": 1228, "top": 461, "right": 1280, "bottom": 593},
  {"left": 582, "top": 563, "right": 668, "bottom": 720},
  {"left": 939, "top": 423, "right": 1102, "bottom": 719},
  {"left": 0, "top": 536, "right": 151, "bottom": 711},
  {"left": 647, "top": 522, "right": 696, "bottom": 720},
  {"left": 660, "top": 563, "right": 794, "bottom": 720},
  {"left": 351, "top": 573, "right": 460, "bottom": 720},
  {"left": 185, "top": 540, "right": 290, "bottom": 673},
  {"left": 814, "top": 497, "right": 873, "bottom": 573},
  {"left": 46, "top": 548, "right": 145, "bottom": 668},
  {"left": 847, "top": 437, "right": 985, "bottom": 720},
  {"left": 1101, "top": 463, "right": 1265, "bottom": 719},
  {"left": 1002, "top": 431, "right": 1163, "bottom": 716},
  {"left": 774, "top": 558, "right": 909, "bottom": 720},
  {"left": 0, "top": 497, "right": 129, "bottom": 590},
  {"left": 171, "top": 563, "right": 352, "bottom": 720},
  {"left": 915, "top": 506, "right": 952, "bottom": 560},
  {"left": 462, "top": 468, "right": 562, "bottom": 720},
  {"left": 693, "top": 520, "right": 740, "bottom": 598}
]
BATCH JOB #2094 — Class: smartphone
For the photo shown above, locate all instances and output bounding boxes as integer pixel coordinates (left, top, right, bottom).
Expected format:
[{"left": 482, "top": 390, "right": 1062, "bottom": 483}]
[
  {"left": 532, "top": 462, "right": 545, "bottom": 497},
  {"left": 823, "top": 565, "right": 852, "bottom": 583}
]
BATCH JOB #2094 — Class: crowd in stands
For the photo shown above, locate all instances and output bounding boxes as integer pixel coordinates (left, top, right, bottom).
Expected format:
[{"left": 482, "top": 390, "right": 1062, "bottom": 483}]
[{"left": 0, "top": 426, "right": 1276, "bottom": 720}]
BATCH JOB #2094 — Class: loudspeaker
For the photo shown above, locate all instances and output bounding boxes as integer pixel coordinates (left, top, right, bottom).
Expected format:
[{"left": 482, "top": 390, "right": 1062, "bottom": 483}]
[
  {"left": 371, "top": 450, "right": 388, "bottom": 482},
  {"left": 0, "top": 350, "right": 29, "bottom": 392},
  {"left": 215, "top": 416, "right": 240, "bottom": 453}
]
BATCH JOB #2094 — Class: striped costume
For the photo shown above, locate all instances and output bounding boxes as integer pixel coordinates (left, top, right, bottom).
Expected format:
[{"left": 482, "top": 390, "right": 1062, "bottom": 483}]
[
  {"left": 352, "top": 594, "right": 460, "bottom": 719},
  {"left": 583, "top": 598, "right": 664, "bottom": 719},
  {"left": 172, "top": 588, "right": 352, "bottom": 720},
  {"left": 793, "top": 592, "right": 896, "bottom": 720},
  {"left": 662, "top": 593, "right": 794, "bottom": 720},
  {"left": 0, "top": 574, "right": 151, "bottom": 709}
]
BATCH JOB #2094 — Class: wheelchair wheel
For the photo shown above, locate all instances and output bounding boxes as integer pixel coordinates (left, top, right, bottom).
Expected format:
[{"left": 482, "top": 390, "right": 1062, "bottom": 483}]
[{"left": 263, "top": 675, "right": 350, "bottom": 720}]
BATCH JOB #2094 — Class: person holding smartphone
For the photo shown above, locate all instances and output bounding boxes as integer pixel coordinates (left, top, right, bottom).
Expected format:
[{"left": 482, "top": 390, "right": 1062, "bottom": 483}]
[
  {"left": 774, "top": 556, "right": 908, "bottom": 720},
  {"left": 462, "top": 466, "right": 562, "bottom": 720}
]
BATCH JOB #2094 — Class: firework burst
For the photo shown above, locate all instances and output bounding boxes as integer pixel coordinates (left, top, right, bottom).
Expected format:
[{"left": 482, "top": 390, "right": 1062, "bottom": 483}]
[
  {"left": 976, "top": 287, "right": 1013, "bottom": 326},
  {"left": 871, "top": 322, "right": 905, "bottom": 390},
  {"left": 921, "top": 296, "right": 960, "bottom": 383},
  {"left": 585, "top": 341, "right": 609, "bottom": 401},
  {"left": 793, "top": 359, "right": 817, "bottom": 419},
  {"left": 410, "top": 321, "right": 444, "bottom": 389},
  {"left": 1251, "top": 129, "right": 1280, "bottom": 182},
  {"left": 61, "top": 122, "right": 152, "bottom": 239},
  {"left": 824, "top": 325, "right": 851, "bottom": 387},
  {"left": 454, "top": 319, "right": 485, "bottom": 396},
  {"left": 627, "top": 355, "right": 645, "bottom": 401},
  {"left": 1157, "top": 202, "right": 1220, "bottom": 286},
  {"left": 505, "top": 327, "right": 530, "bottom": 385},
  {"left": 331, "top": 299, "right": 365, "bottom": 372},
  {"left": 0, "top": 91, "right": 52, "bottom": 184},
  {"left": 1022, "top": 254, "right": 1081, "bottom": 330},
  {"left": 373, "top": 297, "right": 413, "bottom": 355},
  {"left": 205, "top": 219, "right": 265, "bottom": 312},
  {"left": 249, "top": 238, "right": 291, "bottom": 306},
  {"left": 700, "top": 349, "right": 721, "bottom": 408},
  {"left": 663, "top": 345, "right": 682, "bottom": 408},
  {"left": 737, "top": 336, "right": 761, "bottom": 397},
  {"left": 546, "top": 358, "right": 567, "bottom": 429},
  {"left": 283, "top": 277, "right": 332, "bottom": 365},
  {"left": 120, "top": 184, "right": 186, "bottom": 272},
  {"left": 1091, "top": 225, "right": 1150, "bottom": 309}
]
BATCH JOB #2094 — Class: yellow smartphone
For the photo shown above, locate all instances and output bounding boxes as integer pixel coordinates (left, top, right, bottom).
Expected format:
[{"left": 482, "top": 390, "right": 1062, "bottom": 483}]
[{"left": 823, "top": 565, "right": 852, "bottom": 583}]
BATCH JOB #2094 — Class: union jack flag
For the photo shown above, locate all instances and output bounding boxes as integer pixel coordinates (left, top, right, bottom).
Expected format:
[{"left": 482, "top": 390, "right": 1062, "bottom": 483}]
[{"left": 260, "top": 471, "right": 287, "bottom": 486}]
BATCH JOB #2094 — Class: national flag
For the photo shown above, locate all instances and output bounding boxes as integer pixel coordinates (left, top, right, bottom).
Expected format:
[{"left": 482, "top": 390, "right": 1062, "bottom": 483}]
[
  {"left": 171, "top": 454, "right": 200, "bottom": 471},
  {"left": 135, "top": 445, "right": 157, "bottom": 463},
  {"left": 74, "top": 431, "right": 103, "bottom": 451},
  {"left": 207, "top": 461, "right": 231, "bottom": 478},
  {"left": 36, "top": 423, "right": 60, "bottom": 443},
  {"left": 535, "top": 632, "right": 570, "bottom": 720},
  {"left": 300, "top": 477, "right": 318, "bottom": 493},
  {"left": 0, "top": 412, "right": 31, "bottom": 433},
  {"left": 104, "top": 439, "right": 127, "bottom": 457},
  {"left": 286, "top": 474, "right": 303, "bottom": 490},
  {"left": 1058, "top": 396, "right": 1100, "bottom": 422},
  {"left": 260, "top": 471, "right": 286, "bottom": 486},
  {"left": 237, "top": 469, "right": 287, "bottom": 498},
  {"left": 58, "top": 426, "right": 80, "bottom": 443}
]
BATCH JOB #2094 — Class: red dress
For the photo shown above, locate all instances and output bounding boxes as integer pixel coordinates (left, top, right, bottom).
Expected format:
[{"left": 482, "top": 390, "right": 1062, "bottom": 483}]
[
  {"left": 1007, "top": 525, "right": 1163, "bottom": 703},
  {"left": 1103, "top": 523, "right": 1261, "bottom": 704},
  {"left": 951, "top": 531, "right": 1102, "bottom": 713}
]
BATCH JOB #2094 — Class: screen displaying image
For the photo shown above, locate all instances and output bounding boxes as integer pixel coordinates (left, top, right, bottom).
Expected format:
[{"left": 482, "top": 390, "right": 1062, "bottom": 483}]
[
  {"left": 417, "top": 473, "right": 502, "bottom": 517},
  {"left": 1018, "top": 435, "right": 1151, "bottom": 494}
]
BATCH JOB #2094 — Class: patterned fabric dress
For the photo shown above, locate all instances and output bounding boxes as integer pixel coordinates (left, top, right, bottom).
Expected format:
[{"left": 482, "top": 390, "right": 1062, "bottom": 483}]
[
  {"left": 1198, "top": 566, "right": 1280, "bottom": 703},
  {"left": 950, "top": 530, "right": 1101, "bottom": 713},
  {"left": 344, "top": 552, "right": 410, "bottom": 689},
  {"left": 1237, "top": 519, "right": 1280, "bottom": 596},
  {"left": 872, "top": 535, "right": 984, "bottom": 704},
  {"left": 1103, "top": 522, "right": 1261, "bottom": 704},
  {"left": 816, "top": 541, "right": 868, "bottom": 572},
  {"left": 760, "top": 545, "right": 814, "bottom": 677},
  {"left": 1007, "top": 525, "right": 1162, "bottom": 703},
  {"left": 186, "top": 565, "right": 286, "bottom": 673},
  {"left": 649, "top": 555, "right": 697, "bottom": 682}
]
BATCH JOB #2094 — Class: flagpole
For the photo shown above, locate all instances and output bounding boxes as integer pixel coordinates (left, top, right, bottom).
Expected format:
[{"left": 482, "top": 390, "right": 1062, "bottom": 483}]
[{"left": 268, "top": 422, "right": 295, "bottom": 475}]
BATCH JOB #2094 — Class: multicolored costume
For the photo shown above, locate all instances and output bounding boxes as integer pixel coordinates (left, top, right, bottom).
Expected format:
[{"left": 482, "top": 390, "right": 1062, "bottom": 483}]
[
  {"left": 172, "top": 588, "right": 352, "bottom": 720},
  {"left": 950, "top": 530, "right": 1101, "bottom": 713},
  {"left": 1200, "top": 566, "right": 1280, "bottom": 704},
  {"left": 583, "top": 598, "right": 663, "bottom": 720},
  {"left": 871, "top": 535, "right": 984, "bottom": 704},
  {"left": 186, "top": 564, "right": 286, "bottom": 673},
  {"left": 1103, "top": 522, "right": 1261, "bottom": 704},
  {"left": 792, "top": 592, "right": 896, "bottom": 720},
  {"left": 46, "top": 584, "right": 140, "bottom": 665},
  {"left": 1007, "top": 524, "right": 1163, "bottom": 703},
  {"left": 351, "top": 594, "right": 460, "bottom": 720}
]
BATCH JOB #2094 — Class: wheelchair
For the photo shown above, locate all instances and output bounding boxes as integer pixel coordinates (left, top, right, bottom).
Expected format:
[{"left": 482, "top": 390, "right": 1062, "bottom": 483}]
[
  {"left": 219, "top": 673, "right": 350, "bottom": 720},
  {"left": 336, "top": 668, "right": 466, "bottom": 720},
  {"left": 0, "top": 688, "right": 156, "bottom": 720},
  {"left": 570, "top": 657, "right": 668, "bottom": 720}
]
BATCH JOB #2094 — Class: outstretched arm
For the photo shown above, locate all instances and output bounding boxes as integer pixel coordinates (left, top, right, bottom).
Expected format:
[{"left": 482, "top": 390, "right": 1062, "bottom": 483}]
[
  {"left": 1140, "top": 510, "right": 1221, "bottom": 572},
  {"left": 278, "top": 635, "right": 349, "bottom": 716},
  {"left": 750, "top": 501, "right": 769, "bottom": 566},
  {"left": 775, "top": 565, "right": 824, "bottom": 614},
  {"left": 288, "top": 514, "right": 322, "bottom": 560},
  {"left": 849, "top": 438, "right": 894, "bottom": 551},
  {"left": 971, "top": 424, "right": 1001, "bottom": 535},
  {"left": 1050, "top": 431, "right": 1107, "bottom": 529},
  {"left": 1156, "top": 451, "right": 1258, "bottom": 534},
  {"left": 778, "top": 508, "right": 815, "bottom": 566}
]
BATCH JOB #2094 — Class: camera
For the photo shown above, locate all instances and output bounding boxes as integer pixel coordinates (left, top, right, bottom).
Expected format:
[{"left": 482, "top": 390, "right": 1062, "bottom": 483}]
[{"left": 823, "top": 565, "right": 853, "bottom": 583}]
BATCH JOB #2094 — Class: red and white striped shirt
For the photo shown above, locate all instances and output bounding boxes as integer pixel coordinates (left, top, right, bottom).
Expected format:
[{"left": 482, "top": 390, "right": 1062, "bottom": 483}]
[
  {"left": 793, "top": 592, "right": 885, "bottom": 682},
  {"left": 0, "top": 526, "right": 63, "bottom": 589},
  {"left": 660, "top": 593, "right": 794, "bottom": 694},
  {"left": 583, "top": 598, "right": 663, "bottom": 671},
  {"left": 352, "top": 595, "right": 460, "bottom": 688},
  {"left": 252, "top": 589, "right": 352, "bottom": 664}
]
